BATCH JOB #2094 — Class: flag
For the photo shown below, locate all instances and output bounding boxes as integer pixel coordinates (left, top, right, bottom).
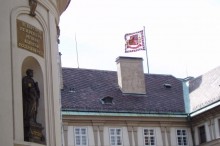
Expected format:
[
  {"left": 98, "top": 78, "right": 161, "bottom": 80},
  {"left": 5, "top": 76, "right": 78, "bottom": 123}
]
[{"left": 124, "top": 30, "right": 145, "bottom": 53}]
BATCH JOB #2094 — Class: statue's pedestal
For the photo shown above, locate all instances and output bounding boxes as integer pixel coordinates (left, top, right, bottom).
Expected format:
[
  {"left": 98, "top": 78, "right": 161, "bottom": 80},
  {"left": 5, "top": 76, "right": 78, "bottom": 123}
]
[{"left": 24, "top": 121, "right": 45, "bottom": 145}]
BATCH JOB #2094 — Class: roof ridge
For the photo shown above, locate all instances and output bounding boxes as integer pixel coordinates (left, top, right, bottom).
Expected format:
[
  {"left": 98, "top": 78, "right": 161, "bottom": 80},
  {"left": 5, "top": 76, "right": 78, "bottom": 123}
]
[
  {"left": 62, "top": 67, "right": 116, "bottom": 73},
  {"left": 62, "top": 67, "right": 176, "bottom": 77}
]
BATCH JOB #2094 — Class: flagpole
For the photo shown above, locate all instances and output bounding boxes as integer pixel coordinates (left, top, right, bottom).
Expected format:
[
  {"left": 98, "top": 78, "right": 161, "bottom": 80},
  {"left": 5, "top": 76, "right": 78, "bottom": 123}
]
[{"left": 143, "top": 26, "right": 150, "bottom": 74}]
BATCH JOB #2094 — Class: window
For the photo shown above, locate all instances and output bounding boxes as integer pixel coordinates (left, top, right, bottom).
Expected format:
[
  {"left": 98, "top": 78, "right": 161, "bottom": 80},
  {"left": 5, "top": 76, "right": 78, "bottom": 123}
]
[
  {"left": 109, "top": 128, "right": 123, "bottom": 146},
  {"left": 74, "top": 127, "right": 88, "bottom": 146},
  {"left": 143, "top": 128, "right": 156, "bottom": 146},
  {"left": 176, "top": 129, "right": 188, "bottom": 146},
  {"left": 100, "top": 96, "right": 114, "bottom": 105},
  {"left": 198, "top": 125, "right": 206, "bottom": 144},
  {"left": 218, "top": 119, "right": 220, "bottom": 135}
]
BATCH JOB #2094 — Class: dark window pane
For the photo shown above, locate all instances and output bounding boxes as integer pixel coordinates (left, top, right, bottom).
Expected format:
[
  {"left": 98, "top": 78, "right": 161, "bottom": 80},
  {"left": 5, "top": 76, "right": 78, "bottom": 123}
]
[
  {"left": 199, "top": 126, "right": 206, "bottom": 144},
  {"left": 177, "top": 130, "right": 181, "bottom": 135}
]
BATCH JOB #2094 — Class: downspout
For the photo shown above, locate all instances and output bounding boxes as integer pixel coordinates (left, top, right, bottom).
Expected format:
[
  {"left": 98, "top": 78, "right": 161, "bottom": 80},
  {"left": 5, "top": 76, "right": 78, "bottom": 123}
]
[
  {"left": 187, "top": 114, "right": 195, "bottom": 146},
  {"left": 182, "top": 78, "right": 195, "bottom": 146}
]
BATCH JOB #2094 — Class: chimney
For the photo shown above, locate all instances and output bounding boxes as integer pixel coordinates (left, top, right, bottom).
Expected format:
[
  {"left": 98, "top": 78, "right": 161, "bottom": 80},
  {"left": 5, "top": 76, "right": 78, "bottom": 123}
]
[{"left": 116, "top": 56, "right": 146, "bottom": 94}]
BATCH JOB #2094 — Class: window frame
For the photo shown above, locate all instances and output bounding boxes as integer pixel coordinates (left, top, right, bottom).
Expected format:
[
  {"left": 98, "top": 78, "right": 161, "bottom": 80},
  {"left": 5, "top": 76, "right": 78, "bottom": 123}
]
[
  {"left": 74, "top": 127, "right": 88, "bottom": 146},
  {"left": 218, "top": 119, "right": 220, "bottom": 136},
  {"left": 176, "top": 129, "right": 188, "bottom": 146},
  {"left": 143, "top": 128, "right": 156, "bottom": 146},
  {"left": 198, "top": 125, "right": 206, "bottom": 144},
  {"left": 109, "top": 128, "right": 123, "bottom": 146}
]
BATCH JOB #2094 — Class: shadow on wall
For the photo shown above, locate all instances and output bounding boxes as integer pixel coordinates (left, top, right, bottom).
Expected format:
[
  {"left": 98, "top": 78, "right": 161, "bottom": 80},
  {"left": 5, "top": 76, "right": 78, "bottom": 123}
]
[{"left": 189, "top": 76, "right": 202, "bottom": 93}]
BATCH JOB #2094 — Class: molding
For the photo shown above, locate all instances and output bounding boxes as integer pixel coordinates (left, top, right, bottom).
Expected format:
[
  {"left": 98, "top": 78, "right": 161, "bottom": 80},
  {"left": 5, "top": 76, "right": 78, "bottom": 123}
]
[
  {"left": 191, "top": 105, "right": 220, "bottom": 126},
  {"left": 199, "top": 138, "right": 220, "bottom": 146}
]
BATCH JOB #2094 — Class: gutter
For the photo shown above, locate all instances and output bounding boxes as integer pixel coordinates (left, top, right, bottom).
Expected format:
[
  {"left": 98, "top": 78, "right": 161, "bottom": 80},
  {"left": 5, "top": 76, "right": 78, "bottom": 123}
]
[
  {"left": 62, "top": 110, "right": 188, "bottom": 118},
  {"left": 190, "top": 99, "right": 220, "bottom": 117}
]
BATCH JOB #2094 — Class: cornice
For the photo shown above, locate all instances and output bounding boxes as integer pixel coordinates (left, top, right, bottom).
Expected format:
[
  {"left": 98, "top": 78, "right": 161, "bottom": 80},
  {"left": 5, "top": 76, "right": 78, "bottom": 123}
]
[
  {"left": 62, "top": 114, "right": 188, "bottom": 127},
  {"left": 191, "top": 105, "right": 220, "bottom": 125},
  {"left": 37, "top": 0, "right": 70, "bottom": 24}
]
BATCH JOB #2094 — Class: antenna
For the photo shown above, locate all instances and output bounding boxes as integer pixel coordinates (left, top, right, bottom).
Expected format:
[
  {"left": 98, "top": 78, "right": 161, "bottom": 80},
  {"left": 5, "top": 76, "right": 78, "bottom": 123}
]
[
  {"left": 75, "top": 33, "right": 79, "bottom": 68},
  {"left": 185, "top": 63, "right": 188, "bottom": 77}
]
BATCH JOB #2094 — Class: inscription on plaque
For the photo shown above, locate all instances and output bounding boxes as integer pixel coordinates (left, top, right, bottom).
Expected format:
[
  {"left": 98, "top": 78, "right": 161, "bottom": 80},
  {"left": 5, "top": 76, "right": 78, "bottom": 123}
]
[{"left": 17, "top": 19, "right": 44, "bottom": 57}]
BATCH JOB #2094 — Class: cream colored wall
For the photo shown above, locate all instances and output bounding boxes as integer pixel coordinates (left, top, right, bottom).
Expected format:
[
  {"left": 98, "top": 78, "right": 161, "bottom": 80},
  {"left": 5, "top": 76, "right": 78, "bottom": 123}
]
[
  {"left": 103, "top": 127, "right": 110, "bottom": 146},
  {"left": 66, "top": 124, "right": 193, "bottom": 146},
  {"left": 67, "top": 126, "right": 74, "bottom": 146},
  {"left": 88, "top": 127, "right": 95, "bottom": 146}
]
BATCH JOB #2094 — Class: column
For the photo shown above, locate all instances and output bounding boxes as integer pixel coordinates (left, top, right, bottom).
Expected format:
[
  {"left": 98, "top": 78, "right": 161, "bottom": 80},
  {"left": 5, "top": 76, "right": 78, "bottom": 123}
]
[
  {"left": 99, "top": 126, "right": 104, "bottom": 146},
  {"left": 63, "top": 125, "right": 68, "bottom": 146},
  {"left": 93, "top": 126, "right": 99, "bottom": 146},
  {"left": 133, "top": 127, "right": 138, "bottom": 146},
  {"left": 161, "top": 127, "right": 167, "bottom": 146},
  {"left": 127, "top": 126, "right": 133, "bottom": 146}
]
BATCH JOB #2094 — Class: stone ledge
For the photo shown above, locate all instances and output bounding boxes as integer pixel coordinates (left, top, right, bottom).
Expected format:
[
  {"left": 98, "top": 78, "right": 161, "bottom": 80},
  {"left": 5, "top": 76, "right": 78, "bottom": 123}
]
[{"left": 14, "top": 140, "right": 45, "bottom": 146}]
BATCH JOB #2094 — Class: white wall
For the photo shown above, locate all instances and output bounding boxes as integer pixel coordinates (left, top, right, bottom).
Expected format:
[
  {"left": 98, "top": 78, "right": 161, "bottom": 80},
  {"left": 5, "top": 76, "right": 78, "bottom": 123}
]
[{"left": 0, "top": 1, "right": 14, "bottom": 145}]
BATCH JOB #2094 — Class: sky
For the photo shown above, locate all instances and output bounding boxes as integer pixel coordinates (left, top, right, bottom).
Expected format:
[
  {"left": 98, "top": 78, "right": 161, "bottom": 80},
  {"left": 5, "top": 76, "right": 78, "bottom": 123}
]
[{"left": 59, "top": 0, "right": 220, "bottom": 78}]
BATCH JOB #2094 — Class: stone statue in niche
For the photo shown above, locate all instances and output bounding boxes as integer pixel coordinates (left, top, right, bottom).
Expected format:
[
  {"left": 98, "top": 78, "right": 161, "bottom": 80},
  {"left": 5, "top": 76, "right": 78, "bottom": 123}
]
[
  {"left": 22, "top": 69, "right": 45, "bottom": 144},
  {"left": 29, "top": 0, "right": 38, "bottom": 17},
  {"left": 22, "top": 69, "right": 39, "bottom": 124}
]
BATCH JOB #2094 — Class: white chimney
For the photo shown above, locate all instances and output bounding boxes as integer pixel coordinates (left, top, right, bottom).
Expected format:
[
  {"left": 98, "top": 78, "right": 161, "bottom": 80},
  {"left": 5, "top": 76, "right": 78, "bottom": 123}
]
[{"left": 116, "top": 56, "right": 146, "bottom": 94}]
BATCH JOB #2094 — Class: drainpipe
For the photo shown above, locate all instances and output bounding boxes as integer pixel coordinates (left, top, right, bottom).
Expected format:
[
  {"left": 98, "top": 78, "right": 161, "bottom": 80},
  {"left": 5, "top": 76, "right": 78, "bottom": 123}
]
[{"left": 187, "top": 114, "right": 195, "bottom": 146}]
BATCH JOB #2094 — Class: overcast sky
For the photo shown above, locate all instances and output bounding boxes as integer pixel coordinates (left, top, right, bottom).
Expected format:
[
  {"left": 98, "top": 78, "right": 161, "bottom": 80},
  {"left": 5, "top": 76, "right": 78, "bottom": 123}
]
[{"left": 59, "top": 0, "right": 220, "bottom": 78}]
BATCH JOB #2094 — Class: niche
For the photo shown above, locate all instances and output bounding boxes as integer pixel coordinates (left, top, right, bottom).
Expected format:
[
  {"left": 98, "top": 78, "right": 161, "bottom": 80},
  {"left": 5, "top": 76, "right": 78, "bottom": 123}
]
[{"left": 22, "top": 56, "right": 46, "bottom": 144}]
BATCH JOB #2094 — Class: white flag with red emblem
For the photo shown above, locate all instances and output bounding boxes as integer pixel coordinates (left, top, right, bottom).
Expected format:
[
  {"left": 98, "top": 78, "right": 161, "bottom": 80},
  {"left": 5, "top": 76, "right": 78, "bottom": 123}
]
[{"left": 124, "top": 30, "right": 145, "bottom": 53}]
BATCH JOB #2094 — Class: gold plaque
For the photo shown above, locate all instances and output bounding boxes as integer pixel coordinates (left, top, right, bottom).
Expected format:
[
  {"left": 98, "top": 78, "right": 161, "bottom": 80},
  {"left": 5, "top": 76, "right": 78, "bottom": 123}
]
[{"left": 17, "top": 19, "right": 44, "bottom": 57}]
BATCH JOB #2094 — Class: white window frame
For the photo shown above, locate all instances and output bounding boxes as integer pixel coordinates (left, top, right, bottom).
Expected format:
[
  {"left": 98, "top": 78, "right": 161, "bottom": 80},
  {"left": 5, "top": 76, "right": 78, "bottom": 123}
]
[
  {"left": 143, "top": 128, "right": 156, "bottom": 146},
  {"left": 74, "top": 127, "right": 88, "bottom": 146},
  {"left": 176, "top": 129, "right": 188, "bottom": 146},
  {"left": 109, "top": 128, "right": 123, "bottom": 146}
]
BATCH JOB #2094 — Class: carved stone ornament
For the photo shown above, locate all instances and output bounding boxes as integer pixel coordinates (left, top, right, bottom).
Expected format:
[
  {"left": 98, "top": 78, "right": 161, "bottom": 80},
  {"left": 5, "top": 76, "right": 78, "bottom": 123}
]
[{"left": 29, "top": 0, "right": 38, "bottom": 17}]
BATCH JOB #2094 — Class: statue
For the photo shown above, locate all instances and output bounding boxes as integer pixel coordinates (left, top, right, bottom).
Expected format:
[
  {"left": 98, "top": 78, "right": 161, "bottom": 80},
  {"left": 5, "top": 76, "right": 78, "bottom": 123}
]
[
  {"left": 22, "top": 69, "right": 45, "bottom": 143},
  {"left": 29, "top": 0, "right": 38, "bottom": 17},
  {"left": 22, "top": 69, "right": 39, "bottom": 124}
]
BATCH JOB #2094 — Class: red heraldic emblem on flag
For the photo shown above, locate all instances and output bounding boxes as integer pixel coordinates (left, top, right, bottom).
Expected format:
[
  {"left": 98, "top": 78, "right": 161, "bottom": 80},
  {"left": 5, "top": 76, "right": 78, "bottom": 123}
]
[{"left": 124, "top": 30, "right": 145, "bottom": 53}]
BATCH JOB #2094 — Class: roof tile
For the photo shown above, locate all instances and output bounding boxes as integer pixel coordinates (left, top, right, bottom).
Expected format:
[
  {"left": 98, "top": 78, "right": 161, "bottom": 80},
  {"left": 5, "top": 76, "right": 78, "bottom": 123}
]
[{"left": 61, "top": 68, "right": 185, "bottom": 114}]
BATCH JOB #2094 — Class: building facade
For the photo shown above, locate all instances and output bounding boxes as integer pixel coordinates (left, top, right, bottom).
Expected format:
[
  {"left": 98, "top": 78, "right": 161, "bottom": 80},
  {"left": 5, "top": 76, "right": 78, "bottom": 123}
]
[
  {"left": 0, "top": 0, "right": 70, "bottom": 146},
  {"left": 61, "top": 57, "right": 220, "bottom": 146}
]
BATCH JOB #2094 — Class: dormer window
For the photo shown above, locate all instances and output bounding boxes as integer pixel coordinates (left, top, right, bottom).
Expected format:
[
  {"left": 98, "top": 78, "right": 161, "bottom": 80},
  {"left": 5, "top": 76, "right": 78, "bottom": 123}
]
[
  {"left": 69, "top": 87, "right": 75, "bottom": 93},
  {"left": 164, "top": 83, "right": 172, "bottom": 88},
  {"left": 100, "top": 96, "right": 114, "bottom": 105}
]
